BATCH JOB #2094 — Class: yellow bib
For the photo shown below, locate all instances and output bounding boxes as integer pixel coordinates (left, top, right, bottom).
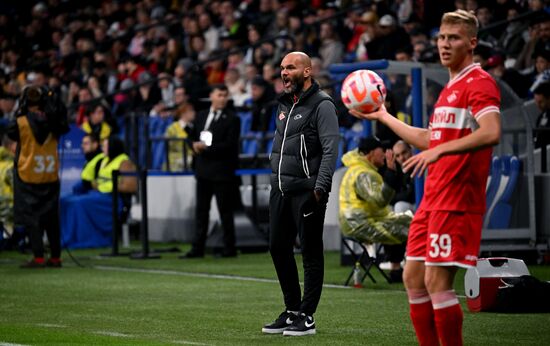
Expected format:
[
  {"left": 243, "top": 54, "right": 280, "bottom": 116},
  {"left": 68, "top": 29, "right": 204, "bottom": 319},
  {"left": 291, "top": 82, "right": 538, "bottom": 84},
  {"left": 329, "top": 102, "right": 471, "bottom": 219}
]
[
  {"left": 16, "top": 116, "right": 59, "bottom": 184},
  {"left": 96, "top": 153, "right": 130, "bottom": 193}
]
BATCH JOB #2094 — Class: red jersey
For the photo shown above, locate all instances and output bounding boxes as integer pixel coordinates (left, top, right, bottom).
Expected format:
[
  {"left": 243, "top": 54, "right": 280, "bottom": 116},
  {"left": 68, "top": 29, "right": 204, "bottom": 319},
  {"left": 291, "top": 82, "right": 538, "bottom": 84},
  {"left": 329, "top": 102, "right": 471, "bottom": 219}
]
[{"left": 423, "top": 63, "right": 500, "bottom": 213}]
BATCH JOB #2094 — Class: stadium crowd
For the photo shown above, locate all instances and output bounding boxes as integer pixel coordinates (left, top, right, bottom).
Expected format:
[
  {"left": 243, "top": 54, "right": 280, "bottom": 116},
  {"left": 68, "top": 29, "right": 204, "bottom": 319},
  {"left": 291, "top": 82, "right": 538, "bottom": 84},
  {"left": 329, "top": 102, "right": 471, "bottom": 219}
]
[{"left": 0, "top": 0, "right": 548, "bottom": 135}]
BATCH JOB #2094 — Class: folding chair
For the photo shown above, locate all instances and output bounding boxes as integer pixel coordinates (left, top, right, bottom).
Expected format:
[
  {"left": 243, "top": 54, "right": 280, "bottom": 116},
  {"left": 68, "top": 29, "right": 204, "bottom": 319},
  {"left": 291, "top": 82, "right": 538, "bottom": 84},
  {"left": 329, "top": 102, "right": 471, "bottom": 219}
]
[{"left": 342, "top": 236, "right": 391, "bottom": 286}]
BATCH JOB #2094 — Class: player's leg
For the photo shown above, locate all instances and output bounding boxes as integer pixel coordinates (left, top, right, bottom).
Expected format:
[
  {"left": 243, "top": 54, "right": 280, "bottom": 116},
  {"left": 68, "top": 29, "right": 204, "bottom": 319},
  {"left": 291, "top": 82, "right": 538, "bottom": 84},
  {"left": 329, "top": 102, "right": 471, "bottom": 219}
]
[
  {"left": 424, "top": 211, "right": 483, "bottom": 346},
  {"left": 404, "top": 207, "right": 439, "bottom": 346},
  {"left": 425, "top": 266, "right": 462, "bottom": 346}
]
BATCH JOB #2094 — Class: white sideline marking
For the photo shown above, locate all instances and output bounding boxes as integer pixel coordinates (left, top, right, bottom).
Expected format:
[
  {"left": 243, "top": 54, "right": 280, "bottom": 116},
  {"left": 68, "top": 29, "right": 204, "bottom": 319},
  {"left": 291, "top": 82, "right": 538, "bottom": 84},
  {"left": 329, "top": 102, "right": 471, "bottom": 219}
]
[
  {"left": 94, "top": 265, "right": 350, "bottom": 289},
  {"left": 0, "top": 343, "right": 30, "bottom": 346},
  {"left": 93, "top": 265, "right": 467, "bottom": 298},
  {"left": 94, "top": 331, "right": 132, "bottom": 338},
  {"left": 36, "top": 323, "right": 66, "bottom": 328},
  {"left": 172, "top": 341, "right": 210, "bottom": 345}
]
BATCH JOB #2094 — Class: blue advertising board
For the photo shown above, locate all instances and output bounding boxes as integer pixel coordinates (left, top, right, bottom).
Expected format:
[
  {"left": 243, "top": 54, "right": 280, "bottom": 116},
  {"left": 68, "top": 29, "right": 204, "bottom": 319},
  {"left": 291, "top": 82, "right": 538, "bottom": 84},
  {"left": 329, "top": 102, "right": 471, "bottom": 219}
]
[{"left": 58, "top": 125, "right": 86, "bottom": 197}]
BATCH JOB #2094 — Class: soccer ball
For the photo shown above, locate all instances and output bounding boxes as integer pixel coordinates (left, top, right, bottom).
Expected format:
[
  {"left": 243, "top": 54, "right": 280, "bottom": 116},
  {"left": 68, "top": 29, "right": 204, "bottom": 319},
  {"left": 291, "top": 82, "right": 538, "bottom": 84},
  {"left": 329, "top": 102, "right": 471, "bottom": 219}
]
[{"left": 340, "top": 69, "right": 387, "bottom": 113}]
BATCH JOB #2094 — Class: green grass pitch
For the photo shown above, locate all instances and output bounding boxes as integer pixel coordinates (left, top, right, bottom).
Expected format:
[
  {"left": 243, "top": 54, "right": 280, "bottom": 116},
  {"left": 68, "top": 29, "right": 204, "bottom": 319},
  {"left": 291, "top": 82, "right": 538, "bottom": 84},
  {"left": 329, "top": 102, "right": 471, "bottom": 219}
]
[{"left": 1, "top": 245, "right": 549, "bottom": 345}]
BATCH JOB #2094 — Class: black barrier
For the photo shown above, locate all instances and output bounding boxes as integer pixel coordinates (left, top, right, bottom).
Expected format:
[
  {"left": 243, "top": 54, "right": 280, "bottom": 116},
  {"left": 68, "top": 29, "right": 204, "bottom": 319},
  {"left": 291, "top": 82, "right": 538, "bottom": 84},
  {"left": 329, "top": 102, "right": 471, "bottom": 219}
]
[
  {"left": 100, "top": 170, "right": 131, "bottom": 257},
  {"left": 108, "top": 168, "right": 271, "bottom": 259},
  {"left": 130, "top": 168, "right": 161, "bottom": 260}
]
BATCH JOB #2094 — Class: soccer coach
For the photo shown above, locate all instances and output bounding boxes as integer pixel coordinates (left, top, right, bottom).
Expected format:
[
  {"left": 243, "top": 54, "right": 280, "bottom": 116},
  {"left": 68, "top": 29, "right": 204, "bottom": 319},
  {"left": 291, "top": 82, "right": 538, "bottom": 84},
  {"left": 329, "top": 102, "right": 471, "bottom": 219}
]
[{"left": 262, "top": 51, "right": 339, "bottom": 336}]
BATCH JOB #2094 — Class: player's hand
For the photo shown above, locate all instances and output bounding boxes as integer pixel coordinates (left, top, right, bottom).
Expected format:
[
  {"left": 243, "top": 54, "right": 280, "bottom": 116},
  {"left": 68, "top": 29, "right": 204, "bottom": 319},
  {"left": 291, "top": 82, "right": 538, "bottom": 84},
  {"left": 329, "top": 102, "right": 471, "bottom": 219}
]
[
  {"left": 349, "top": 104, "right": 388, "bottom": 121},
  {"left": 402, "top": 147, "right": 442, "bottom": 178}
]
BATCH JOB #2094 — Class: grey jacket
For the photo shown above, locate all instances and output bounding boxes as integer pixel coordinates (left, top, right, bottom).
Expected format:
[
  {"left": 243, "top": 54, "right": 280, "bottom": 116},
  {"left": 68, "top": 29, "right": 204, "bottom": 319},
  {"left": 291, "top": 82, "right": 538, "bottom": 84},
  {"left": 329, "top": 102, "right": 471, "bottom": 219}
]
[{"left": 270, "top": 81, "right": 340, "bottom": 195}]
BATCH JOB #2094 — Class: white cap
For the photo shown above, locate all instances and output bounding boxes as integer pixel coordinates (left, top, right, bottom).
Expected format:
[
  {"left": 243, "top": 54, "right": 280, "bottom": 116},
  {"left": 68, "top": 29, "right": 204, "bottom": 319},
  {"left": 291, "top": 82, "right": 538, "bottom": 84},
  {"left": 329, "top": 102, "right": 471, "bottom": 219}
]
[{"left": 379, "top": 14, "right": 396, "bottom": 27}]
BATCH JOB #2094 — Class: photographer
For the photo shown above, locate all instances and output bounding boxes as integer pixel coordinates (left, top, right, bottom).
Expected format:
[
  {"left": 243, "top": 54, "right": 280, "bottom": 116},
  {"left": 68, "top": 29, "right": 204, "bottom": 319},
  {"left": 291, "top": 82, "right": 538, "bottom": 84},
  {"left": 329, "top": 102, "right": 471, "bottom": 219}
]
[{"left": 7, "top": 85, "right": 69, "bottom": 268}]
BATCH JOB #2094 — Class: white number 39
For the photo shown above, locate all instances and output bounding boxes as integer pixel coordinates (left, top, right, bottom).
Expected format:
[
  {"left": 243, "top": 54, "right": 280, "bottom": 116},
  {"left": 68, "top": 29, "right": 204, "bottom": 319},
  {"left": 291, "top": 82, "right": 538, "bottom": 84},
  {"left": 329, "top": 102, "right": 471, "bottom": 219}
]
[{"left": 429, "top": 234, "right": 452, "bottom": 258}]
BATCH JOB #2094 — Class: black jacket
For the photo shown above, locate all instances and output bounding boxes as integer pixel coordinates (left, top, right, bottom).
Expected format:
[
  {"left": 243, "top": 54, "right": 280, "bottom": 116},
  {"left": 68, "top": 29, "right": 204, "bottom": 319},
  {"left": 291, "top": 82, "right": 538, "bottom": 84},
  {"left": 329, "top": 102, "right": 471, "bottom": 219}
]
[
  {"left": 270, "top": 81, "right": 340, "bottom": 195},
  {"left": 192, "top": 107, "right": 240, "bottom": 182}
]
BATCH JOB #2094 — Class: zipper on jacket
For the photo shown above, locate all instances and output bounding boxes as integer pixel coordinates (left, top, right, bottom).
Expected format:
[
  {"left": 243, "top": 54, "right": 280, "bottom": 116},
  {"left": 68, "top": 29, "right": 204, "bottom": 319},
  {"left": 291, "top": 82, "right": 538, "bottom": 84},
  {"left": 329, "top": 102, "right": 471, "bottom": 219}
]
[
  {"left": 278, "top": 101, "right": 297, "bottom": 194},
  {"left": 300, "top": 134, "right": 310, "bottom": 178}
]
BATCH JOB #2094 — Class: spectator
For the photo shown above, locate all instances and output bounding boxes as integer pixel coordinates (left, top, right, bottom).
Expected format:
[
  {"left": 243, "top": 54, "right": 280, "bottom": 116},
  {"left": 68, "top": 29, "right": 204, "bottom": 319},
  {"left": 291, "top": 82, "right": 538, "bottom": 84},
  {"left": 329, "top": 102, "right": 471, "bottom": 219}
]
[
  {"left": 249, "top": 76, "right": 276, "bottom": 133},
  {"left": 0, "top": 93, "right": 17, "bottom": 119},
  {"left": 496, "top": 5, "right": 529, "bottom": 62},
  {"left": 533, "top": 82, "right": 550, "bottom": 149},
  {"left": 198, "top": 12, "right": 220, "bottom": 55},
  {"left": 173, "top": 59, "right": 209, "bottom": 108},
  {"left": 383, "top": 140, "right": 416, "bottom": 213},
  {"left": 173, "top": 86, "right": 188, "bottom": 107},
  {"left": 164, "top": 103, "right": 196, "bottom": 172},
  {"left": 366, "top": 14, "right": 411, "bottom": 60},
  {"left": 73, "top": 86, "right": 93, "bottom": 125},
  {"left": 81, "top": 104, "right": 113, "bottom": 140},
  {"left": 134, "top": 71, "right": 161, "bottom": 112},
  {"left": 515, "top": 18, "right": 544, "bottom": 72},
  {"left": 476, "top": 5, "right": 498, "bottom": 47},
  {"left": 182, "top": 84, "right": 240, "bottom": 258},
  {"left": 339, "top": 137, "right": 412, "bottom": 282},
  {"left": 318, "top": 22, "right": 345, "bottom": 70},
  {"left": 224, "top": 67, "right": 247, "bottom": 107},
  {"left": 157, "top": 72, "right": 175, "bottom": 108},
  {"left": 529, "top": 49, "right": 550, "bottom": 94}
]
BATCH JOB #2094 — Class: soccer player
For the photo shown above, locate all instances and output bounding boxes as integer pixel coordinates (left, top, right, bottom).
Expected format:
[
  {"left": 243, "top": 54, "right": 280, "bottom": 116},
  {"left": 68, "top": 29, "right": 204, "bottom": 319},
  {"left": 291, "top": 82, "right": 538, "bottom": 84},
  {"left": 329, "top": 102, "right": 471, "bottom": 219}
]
[{"left": 349, "top": 10, "right": 501, "bottom": 345}]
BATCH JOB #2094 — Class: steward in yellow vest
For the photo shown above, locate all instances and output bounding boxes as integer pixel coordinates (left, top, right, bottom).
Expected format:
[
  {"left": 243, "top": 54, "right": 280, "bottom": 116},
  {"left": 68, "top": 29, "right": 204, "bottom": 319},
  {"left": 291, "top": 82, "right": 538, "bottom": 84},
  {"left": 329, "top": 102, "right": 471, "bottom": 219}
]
[
  {"left": 7, "top": 85, "right": 69, "bottom": 267},
  {"left": 77, "top": 133, "right": 104, "bottom": 193},
  {"left": 0, "top": 144, "right": 15, "bottom": 230}
]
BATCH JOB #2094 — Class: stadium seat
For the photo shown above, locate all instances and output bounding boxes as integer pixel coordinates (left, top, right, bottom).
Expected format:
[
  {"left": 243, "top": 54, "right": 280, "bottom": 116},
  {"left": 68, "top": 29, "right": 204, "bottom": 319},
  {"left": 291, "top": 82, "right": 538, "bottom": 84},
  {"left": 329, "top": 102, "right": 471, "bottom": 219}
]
[
  {"left": 267, "top": 108, "right": 277, "bottom": 132},
  {"left": 345, "top": 129, "right": 362, "bottom": 151},
  {"left": 150, "top": 117, "right": 173, "bottom": 170},
  {"left": 341, "top": 236, "right": 391, "bottom": 286},
  {"left": 241, "top": 131, "right": 262, "bottom": 156},
  {"left": 487, "top": 156, "right": 520, "bottom": 229},
  {"left": 483, "top": 156, "right": 502, "bottom": 227},
  {"left": 265, "top": 136, "right": 274, "bottom": 155},
  {"left": 238, "top": 111, "right": 253, "bottom": 135},
  {"left": 335, "top": 131, "right": 345, "bottom": 168}
]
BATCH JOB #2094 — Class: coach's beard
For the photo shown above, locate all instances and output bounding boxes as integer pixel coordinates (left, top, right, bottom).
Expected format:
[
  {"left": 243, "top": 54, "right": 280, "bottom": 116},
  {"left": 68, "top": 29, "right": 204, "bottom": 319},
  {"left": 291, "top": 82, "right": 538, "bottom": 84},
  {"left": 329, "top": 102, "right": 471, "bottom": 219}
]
[{"left": 284, "top": 75, "right": 305, "bottom": 95}]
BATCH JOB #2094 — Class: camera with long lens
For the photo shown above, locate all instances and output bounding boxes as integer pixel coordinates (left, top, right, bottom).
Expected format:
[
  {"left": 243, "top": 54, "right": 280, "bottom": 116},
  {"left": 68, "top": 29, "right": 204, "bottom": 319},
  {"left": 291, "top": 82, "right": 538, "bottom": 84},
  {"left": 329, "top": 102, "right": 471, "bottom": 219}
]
[{"left": 19, "top": 85, "right": 67, "bottom": 126}]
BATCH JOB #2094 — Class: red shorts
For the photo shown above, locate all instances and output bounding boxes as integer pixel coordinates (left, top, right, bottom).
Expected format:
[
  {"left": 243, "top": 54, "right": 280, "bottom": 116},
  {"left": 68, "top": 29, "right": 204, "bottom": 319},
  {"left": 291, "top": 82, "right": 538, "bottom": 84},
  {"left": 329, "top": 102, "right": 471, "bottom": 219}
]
[{"left": 406, "top": 206, "right": 483, "bottom": 268}]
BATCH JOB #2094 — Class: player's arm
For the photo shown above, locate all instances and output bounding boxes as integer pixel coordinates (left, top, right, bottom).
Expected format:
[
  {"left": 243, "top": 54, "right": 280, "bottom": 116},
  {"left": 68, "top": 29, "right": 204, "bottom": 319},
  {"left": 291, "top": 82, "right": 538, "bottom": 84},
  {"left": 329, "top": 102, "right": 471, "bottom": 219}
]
[
  {"left": 349, "top": 106, "right": 430, "bottom": 150},
  {"left": 403, "top": 112, "right": 500, "bottom": 177}
]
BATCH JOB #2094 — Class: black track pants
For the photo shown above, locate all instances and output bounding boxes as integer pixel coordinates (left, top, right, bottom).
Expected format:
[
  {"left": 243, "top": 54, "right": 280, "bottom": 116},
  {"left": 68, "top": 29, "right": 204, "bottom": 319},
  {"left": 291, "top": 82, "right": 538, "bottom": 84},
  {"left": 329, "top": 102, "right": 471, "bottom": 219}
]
[{"left": 269, "top": 188, "right": 326, "bottom": 315}]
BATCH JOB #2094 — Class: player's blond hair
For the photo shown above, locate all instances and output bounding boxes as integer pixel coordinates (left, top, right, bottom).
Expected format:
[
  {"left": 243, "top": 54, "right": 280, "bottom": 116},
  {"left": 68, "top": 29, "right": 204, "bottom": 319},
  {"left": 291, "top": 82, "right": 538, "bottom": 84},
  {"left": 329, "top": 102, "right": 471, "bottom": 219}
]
[{"left": 441, "top": 10, "right": 478, "bottom": 38}]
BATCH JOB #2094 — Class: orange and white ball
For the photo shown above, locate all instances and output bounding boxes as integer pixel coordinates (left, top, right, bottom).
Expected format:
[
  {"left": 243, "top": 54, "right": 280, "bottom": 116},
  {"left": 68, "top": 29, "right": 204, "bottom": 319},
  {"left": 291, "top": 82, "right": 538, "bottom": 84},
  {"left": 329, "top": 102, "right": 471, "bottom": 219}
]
[{"left": 341, "top": 69, "right": 387, "bottom": 113}]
